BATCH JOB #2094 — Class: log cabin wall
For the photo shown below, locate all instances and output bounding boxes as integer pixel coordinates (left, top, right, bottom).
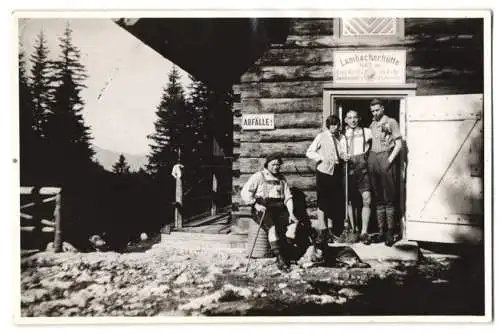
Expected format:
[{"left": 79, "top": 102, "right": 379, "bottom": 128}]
[{"left": 232, "top": 18, "right": 483, "bottom": 224}]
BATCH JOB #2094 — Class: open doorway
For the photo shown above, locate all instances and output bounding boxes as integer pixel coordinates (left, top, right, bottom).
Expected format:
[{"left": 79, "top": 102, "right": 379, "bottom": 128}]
[{"left": 331, "top": 97, "right": 404, "bottom": 235}]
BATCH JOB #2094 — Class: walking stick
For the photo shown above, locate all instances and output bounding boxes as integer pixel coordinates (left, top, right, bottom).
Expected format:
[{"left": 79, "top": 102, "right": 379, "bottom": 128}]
[
  {"left": 344, "top": 159, "right": 352, "bottom": 233},
  {"left": 339, "top": 106, "right": 355, "bottom": 244},
  {"left": 245, "top": 207, "right": 267, "bottom": 272}
]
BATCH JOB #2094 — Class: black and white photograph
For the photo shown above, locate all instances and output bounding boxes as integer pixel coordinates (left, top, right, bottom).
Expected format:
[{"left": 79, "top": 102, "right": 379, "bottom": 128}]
[{"left": 13, "top": 9, "right": 492, "bottom": 322}]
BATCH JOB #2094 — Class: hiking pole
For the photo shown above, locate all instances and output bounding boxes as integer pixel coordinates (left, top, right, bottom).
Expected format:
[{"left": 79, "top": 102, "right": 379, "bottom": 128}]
[
  {"left": 344, "top": 158, "right": 352, "bottom": 234},
  {"left": 245, "top": 206, "right": 267, "bottom": 272}
]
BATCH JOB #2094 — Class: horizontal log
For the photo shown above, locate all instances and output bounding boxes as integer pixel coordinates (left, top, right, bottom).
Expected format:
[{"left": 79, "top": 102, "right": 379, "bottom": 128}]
[
  {"left": 241, "top": 64, "right": 333, "bottom": 83},
  {"left": 234, "top": 112, "right": 322, "bottom": 129},
  {"left": 241, "top": 59, "right": 479, "bottom": 85},
  {"left": 411, "top": 78, "right": 483, "bottom": 96},
  {"left": 21, "top": 226, "right": 56, "bottom": 233},
  {"left": 233, "top": 146, "right": 241, "bottom": 157},
  {"left": 20, "top": 187, "right": 61, "bottom": 195},
  {"left": 20, "top": 213, "right": 56, "bottom": 227},
  {"left": 235, "top": 128, "right": 320, "bottom": 143},
  {"left": 20, "top": 196, "right": 57, "bottom": 210},
  {"left": 406, "top": 66, "right": 477, "bottom": 80},
  {"left": 241, "top": 98, "right": 322, "bottom": 114},
  {"left": 242, "top": 63, "right": 477, "bottom": 84},
  {"left": 257, "top": 43, "right": 476, "bottom": 68},
  {"left": 281, "top": 35, "right": 409, "bottom": 48},
  {"left": 234, "top": 157, "right": 317, "bottom": 175},
  {"left": 240, "top": 141, "right": 311, "bottom": 158},
  {"left": 232, "top": 190, "right": 317, "bottom": 208},
  {"left": 40, "top": 219, "right": 55, "bottom": 227},
  {"left": 237, "top": 81, "right": 329, "bottom": 99},
  {"left": 289, "top": 19, "right": 333, "bottom": 36},
  {"left": 233, "top": 174, "right": 316, "bottom": 193},
  {"left": 232, "top": 102, "right": 242, "bottom": 113},
  {"left": 280, "top": 34, "right": 435, "bottom": 49},
  {"left": 241, "top": 64, "right": 477, "bottom": 84},
  {"left": 256, "top": 48, "right": 333, "bottom": 66}
]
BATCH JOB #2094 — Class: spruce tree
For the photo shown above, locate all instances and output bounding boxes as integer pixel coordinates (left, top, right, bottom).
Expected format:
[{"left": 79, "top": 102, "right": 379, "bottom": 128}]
[
  {"left": 147, "top": 66, "right": 188, "bottom": 178},
  {"left": 186, "top": 76, "right": 211, "bottom": 164},
  {"left": 112, "top": 154, "right": 131, "bottom": 175},
  {"left": 187, "top": 76, "right": 234, "bottom": 161},
  {"left": 19, "top": 44, "right": 36, "bottom": 185},
  {"left": 45, "top": 22, "right": 94, "bottom": 184},
  {"left": 29, "top": 30, "right": 52, "bottom": 136}
]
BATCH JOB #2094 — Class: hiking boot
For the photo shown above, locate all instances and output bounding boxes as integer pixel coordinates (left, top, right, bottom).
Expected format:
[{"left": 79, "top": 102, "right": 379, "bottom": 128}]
[
  {"left": 311, "top": 229, "right": 328, "bottom": 263},
  {"left": 272, "top": 247, "right": 291, "bottom": 272},
  {"left": 359, "top": 233, "right": 371, "bottom": 245},
  {"left": 384, "top": 231, "right": 395, "bottom": 247},
  {"left": 310, "top": 246, "right": 324, "bottom": 263},
  {"left": 276, "top": 254, "right": 291, "bottom": 272},
  {"left": 346, "top": 230, "right": 360, "bottom": 243},
  {"left": 371, "top": 232, "right": 385, "bottom": 244},
  {"left": 327, "top": 228, "right": 339, "bottom": 243}
]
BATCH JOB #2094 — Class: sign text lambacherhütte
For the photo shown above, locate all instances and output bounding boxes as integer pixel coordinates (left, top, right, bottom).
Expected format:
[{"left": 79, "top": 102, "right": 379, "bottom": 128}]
[{"left": 333, "top": 49, "right": 406, "bottom": 84}]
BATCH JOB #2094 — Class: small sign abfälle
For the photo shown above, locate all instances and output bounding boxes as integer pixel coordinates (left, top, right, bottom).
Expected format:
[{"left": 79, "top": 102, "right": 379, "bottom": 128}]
[
  {"left": 333, "top": 49, "right": 406, "bottom": 84},
  {"left": 241, "top": 114, "right": 275, "bottom": 130}
]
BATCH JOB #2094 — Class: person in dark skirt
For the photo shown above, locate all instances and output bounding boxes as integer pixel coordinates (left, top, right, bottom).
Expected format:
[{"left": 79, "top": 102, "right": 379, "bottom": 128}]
[{"left": 306, "top": 115, "right": 347, "bottom": 261}]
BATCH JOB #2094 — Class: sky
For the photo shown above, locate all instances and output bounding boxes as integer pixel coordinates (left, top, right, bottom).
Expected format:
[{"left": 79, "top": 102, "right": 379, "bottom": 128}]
[{"left": 18, "top": 18, "right": 192, "bottom": 156}]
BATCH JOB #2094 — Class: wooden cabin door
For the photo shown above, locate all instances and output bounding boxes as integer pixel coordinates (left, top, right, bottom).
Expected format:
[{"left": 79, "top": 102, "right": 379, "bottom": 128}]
[{"left": 405, "top": 94, "right": 484, "bottom": 244}]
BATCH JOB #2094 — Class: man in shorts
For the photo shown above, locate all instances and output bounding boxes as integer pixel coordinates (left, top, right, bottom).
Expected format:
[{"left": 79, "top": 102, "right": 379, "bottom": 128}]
[{"left": 343, "top": 109, "right": 372, "bottom": 245}]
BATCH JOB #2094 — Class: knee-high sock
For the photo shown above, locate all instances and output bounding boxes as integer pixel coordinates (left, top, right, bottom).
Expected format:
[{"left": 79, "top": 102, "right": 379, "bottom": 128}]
[
  {"left": 385, "top": 205, "right": 396, "bottom": 232},
  {"left": 376, "top": 205, "right": 386, "bottom": 233}
]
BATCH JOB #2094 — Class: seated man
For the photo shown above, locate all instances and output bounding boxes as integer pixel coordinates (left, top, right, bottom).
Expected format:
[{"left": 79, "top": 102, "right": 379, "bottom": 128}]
[{"left": 240, "top": 153, "right": 299, "bottom": 272}]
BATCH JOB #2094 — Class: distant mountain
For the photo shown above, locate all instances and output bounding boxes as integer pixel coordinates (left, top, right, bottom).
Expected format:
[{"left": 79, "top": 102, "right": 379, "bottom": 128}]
[{"left": 93, "top": 146, "right": 147, "bottom": 172}]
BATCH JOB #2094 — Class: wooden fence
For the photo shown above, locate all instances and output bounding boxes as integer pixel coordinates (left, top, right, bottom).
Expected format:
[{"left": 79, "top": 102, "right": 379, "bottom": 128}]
[{"left": 20, "top": 186, "right": 63, "bottom": 252}]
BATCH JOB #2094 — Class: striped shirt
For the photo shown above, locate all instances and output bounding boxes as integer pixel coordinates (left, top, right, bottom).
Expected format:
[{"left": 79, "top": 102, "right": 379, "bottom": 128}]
[{"left": 370, "top": 115, "right": 401, "bottom": 153}]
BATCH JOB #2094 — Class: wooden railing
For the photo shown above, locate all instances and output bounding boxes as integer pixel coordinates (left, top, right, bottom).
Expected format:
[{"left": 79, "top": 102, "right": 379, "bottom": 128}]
[
  {"left": 20, "top": 186, "right": 63, "bottom": 252},
  {"left": 171, "top": 162, "right": 233, "bottom": 230}
]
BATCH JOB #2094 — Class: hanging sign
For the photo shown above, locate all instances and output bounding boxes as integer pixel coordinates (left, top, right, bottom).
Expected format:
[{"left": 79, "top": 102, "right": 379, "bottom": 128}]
[
  {"left": 333, "top": 49, "right": 406, "bottom": 84},
  {"left": 241, "top": 113, "right": 275, "bottom": 130}
]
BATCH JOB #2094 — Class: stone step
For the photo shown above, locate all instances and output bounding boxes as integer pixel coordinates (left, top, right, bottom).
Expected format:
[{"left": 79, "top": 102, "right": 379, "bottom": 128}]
[
  {"left": 160, "top": 232, "right": 248, "bottom": 249},
  {"left": 160, "top": 231, "right": 419, "bottom": 262}
]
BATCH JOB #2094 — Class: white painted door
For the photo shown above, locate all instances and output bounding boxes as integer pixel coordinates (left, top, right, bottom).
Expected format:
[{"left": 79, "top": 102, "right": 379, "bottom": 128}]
[{"left": 405, "top": 94, "right": 483, "bottom": 244}]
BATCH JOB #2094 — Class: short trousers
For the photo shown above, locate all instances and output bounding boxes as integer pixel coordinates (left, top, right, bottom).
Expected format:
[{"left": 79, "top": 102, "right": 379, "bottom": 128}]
[{"left": 347, "top": 154, "right": 371, "bottom": 200}]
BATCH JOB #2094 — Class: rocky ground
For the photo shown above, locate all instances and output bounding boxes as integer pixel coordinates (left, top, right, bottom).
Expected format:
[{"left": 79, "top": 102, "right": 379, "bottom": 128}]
[{"left": 20, "top": 240, "right": 485, "bottom": 317}]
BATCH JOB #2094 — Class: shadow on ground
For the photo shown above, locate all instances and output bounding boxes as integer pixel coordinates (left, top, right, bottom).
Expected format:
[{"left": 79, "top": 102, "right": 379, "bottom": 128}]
[{"left": 205, "top": 249, "right": 485, "bottom": 316}]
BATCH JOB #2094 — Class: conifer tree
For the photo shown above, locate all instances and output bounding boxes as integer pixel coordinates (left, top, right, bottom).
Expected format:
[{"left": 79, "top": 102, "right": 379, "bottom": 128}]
[
  {"left": 19, "top": 44, "right": 37, "bottom": 185},
  {"left": 146, "top": 66, "right": 188, "bottom": 178},
  {"left": 45, "top": 22, "right": 94, "bottom": 184},
  {"left": 187, "top": 76, "right": 234, "bottom": 161},
  {"left": 186, "top": 76, "right": 211, "bottom": 164},
  {"left": 29, "top": 30, "right": 53, "bottom": 136},
  {"left": 112, "top": 154, "right": 131, "bottom": 175}
]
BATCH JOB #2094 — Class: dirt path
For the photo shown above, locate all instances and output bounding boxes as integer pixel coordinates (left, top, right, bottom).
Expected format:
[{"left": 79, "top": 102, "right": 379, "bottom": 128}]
[{"left": 20, "top": 243, "right": 484, "bottom": 317}]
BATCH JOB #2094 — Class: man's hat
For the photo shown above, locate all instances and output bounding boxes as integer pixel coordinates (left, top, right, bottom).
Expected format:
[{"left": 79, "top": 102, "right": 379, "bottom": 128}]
[{"left": 264, "top": 153, "right": 283, "bottom": 168}]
